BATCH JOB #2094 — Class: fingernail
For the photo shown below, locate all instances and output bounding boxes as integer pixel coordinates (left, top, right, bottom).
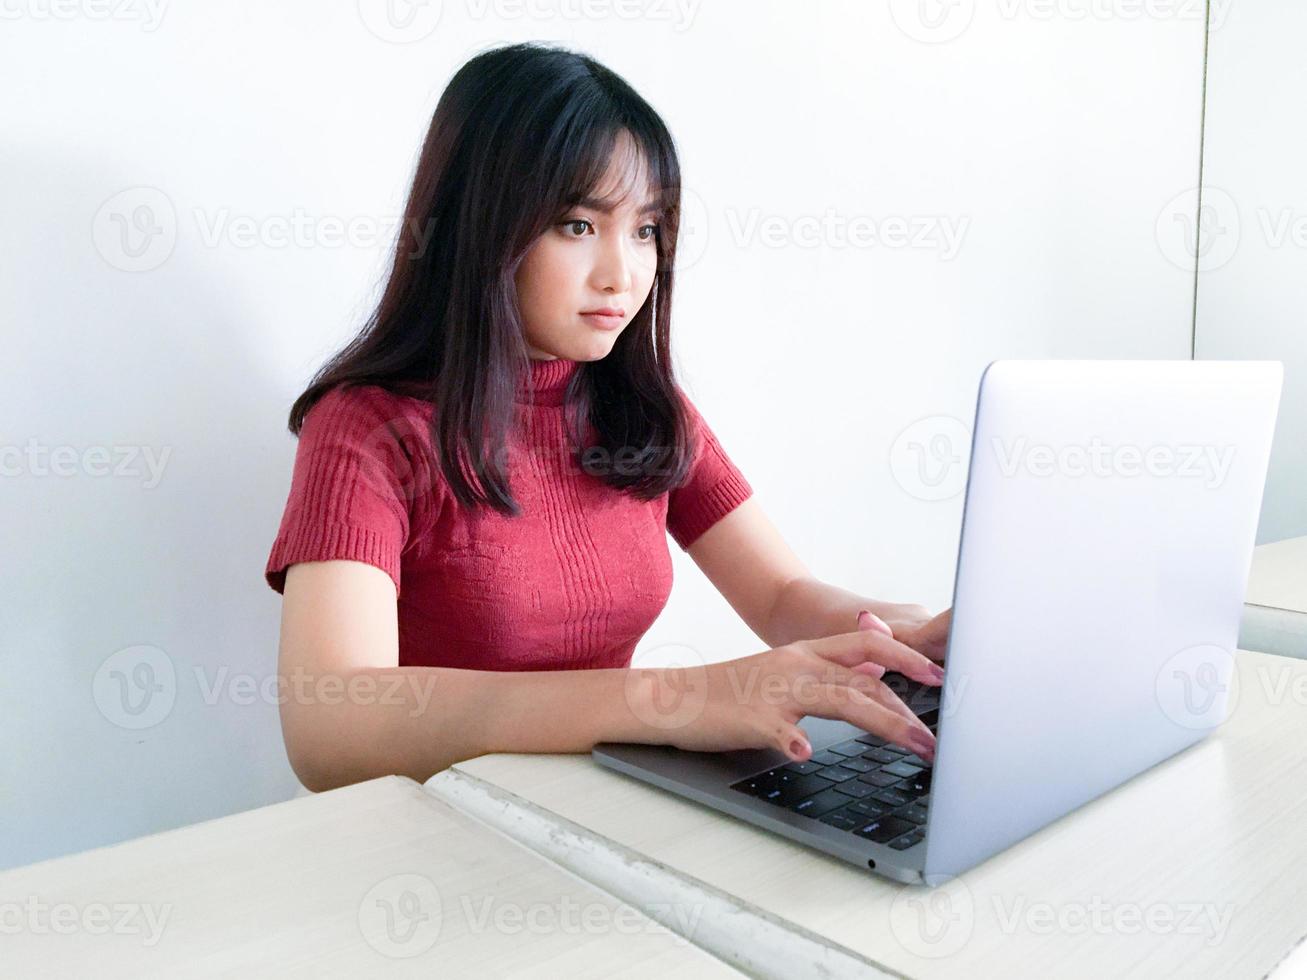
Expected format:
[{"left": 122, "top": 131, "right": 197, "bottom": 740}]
[
  {"left": 908, "top": 728, "right": 936, "bottom": 758},
  {"left": 857, "top": 610, "right": 892, "bottom": 636},
  {"left": 790, "top": 737, "right": 811, "bottom": 759},
  {"left": 929, "top": 663, "right": 945, "bottom": 683}
]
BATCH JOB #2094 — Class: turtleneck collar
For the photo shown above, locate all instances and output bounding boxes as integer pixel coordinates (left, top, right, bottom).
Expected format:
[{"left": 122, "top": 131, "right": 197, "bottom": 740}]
[{"left": 516, "top": 356, "right": 580, "bottom": 406}]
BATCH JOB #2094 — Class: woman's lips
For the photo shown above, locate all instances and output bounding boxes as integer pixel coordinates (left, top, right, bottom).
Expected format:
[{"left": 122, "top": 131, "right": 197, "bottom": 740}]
[{"left": 581, "top": 312, "right": 624, "bottom": 330}]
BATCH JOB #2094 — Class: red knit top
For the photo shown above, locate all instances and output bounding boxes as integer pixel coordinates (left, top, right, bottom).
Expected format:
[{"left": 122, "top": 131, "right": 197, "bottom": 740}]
[{"left": 264, "top": 357, "right": 754, "bottom": 671}]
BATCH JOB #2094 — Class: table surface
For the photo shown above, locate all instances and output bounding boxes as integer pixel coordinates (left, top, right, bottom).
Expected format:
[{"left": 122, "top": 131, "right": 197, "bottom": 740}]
[
  {"left": 0, "top": 774, "right": 740, "bottom": 978},
  {"left": 430, "top": 648, "right": 1307, "bottom": 980},
  {"left": 1247, "top": 535, "right": 1307, "bottom": 614}
]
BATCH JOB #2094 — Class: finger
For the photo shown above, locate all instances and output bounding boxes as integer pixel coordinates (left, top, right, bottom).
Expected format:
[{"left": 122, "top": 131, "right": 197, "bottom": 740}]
[
  {"left": 820, "top": 662, "right": 926, "bottom": 731},
  {"left": 853, "top": 612, "right": 889, "bottom": 677},
  {"left": 856, "top": 609, "right": 893, "bottom": 638},
  {"left": 918, "top": 608, "right": 953, "bottom": 661},
  {"left": 849, "top": 660, "right": 887, "bottom": 679},
  {"left": 802, "top": 684, "right": 936, "bottom": 761},
  {"left": 860, "top": 677, "right": 929, "bottom": 732},
  {"left": 806, "top": 629, "right": 945, "bottom": 685},
  {"left": 775, "top": 722, "right": 814, "bottom": 762}
]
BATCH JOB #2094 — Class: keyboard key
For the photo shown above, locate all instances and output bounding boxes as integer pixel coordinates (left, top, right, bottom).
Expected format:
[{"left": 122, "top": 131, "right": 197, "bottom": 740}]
[
  {"left": 871, "top": 789, "right": 912, "bottom": 808},
  {"left": 833, "top": 780, "right": 877, "bottom": 799},
  {"left": 818, "top": 808, "right": 865, "bottom": 831},
  {"left": 810, "top": 750, "right": 845, "bottom": 766},
  {"left": 878, "top": 670, "right": 910, "bottom": 693},
  {"left": 881, "top": 761, "right": 924, "bottom": 779},
  {"left": 917, "top": 709, "right": 939, "bottom": 727},
  {"left": 854, "top": 733, "right": 886, "bottom": 746},
  {"left": 783, "top": 760, "right": 823, "bottom": 775},
  {"left": 834, "top": 756, "right": 876, "bottom": 773},
  {"left": 900, "top": 804, "right": 929, "bottom": 825},
  {"left": 857, "top": 771, "right": 902, "bottom": 788},
  {"left": 816, "top": 765, "right": 861, "bottom": 783},
  {"left": 898, "top": 755, "right": 932, "bottom": 769},
  {"left": 828, "top": 740, "right": 868, "bottom": 757},
  {"left": 853, "top": 816, "right": 916, "bottom": 843},
  {"left": 897, "top": 773, "right": 932, "bottom": 796},
  {"left": 860, "top": 748, "right": 899, "bottom": 764},
  {"left": 847, "top": 799, "right": 891, "bottom": 818},
  {"left": 888, "top": 831, "right": 923, "bottom": 850},
  {"left": 730, "top": 771, "right": 780, "bottom": 797},
  {"left": 775, "top": 772, "right": 835, "bottom": 804},
  {"left": 790, "top": 787, "right": 853, "bottom": 818}
]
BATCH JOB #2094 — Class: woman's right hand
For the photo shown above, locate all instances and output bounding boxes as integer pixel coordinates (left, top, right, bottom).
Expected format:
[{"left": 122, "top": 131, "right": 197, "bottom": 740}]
[{"left": 625, "top": 628, "right": 943, "bottom": 765}]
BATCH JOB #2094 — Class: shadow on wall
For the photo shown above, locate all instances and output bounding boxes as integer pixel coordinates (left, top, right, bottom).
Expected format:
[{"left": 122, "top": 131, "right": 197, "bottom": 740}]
[{"left": 0, "top": 147, "right": 303, "bottom": 871}]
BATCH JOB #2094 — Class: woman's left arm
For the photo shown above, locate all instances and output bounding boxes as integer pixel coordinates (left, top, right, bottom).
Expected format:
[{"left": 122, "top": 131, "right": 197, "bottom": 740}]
[{"left": 685, "top": 497, "right": 952, "bottom": 662}]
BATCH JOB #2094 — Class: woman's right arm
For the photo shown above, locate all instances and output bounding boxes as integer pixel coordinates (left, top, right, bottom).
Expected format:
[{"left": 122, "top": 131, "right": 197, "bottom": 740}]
[
  {"left": 277, "top": 558, "right": 655, "bottom": 791},
  {"left": 278, "top": 559, "right": 940, "bottom": 793}
]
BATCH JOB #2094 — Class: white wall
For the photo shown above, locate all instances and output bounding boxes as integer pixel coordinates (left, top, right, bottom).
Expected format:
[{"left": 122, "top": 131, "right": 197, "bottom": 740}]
[
  {"left": 1, "top": 0, "right": 1205, "bottom": 870},
  {"left": 1194, "top": 4, "right": 1307, "bottom": 545}
]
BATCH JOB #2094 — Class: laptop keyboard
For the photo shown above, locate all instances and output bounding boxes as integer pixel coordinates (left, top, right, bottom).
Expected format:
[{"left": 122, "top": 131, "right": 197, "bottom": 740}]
[{"left": 728, "top": 671, "right": 939, "bottom": 851}]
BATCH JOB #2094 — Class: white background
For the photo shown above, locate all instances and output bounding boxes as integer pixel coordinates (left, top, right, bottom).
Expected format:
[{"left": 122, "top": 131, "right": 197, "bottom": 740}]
[
  {"left": 1, "top": 0, "right": 1292, "bottom": 871},
  {"left": 1196, "top": 2, "right": 1307, "bottom": 546}
]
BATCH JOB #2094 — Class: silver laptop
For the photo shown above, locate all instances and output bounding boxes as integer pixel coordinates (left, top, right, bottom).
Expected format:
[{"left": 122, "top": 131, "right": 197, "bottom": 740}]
[{"left": 594, "top": 359, "right": 1284, "bottom": 886}]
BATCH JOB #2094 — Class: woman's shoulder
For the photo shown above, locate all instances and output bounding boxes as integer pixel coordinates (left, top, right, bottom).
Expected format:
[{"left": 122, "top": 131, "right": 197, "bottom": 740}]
[
  {"left": 312, "top": 381, "right": 433, "bottom": 414},
  {"left": 303, "top": 382, "right": 436, "bottom": 434},
  {"left": 296, "top": 383, "right": 447, "bottom": 519}
]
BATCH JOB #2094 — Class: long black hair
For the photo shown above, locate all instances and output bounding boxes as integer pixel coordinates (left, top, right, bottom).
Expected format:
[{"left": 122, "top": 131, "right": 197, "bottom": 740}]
[{"left": 287, "top": 42, "right": 694, "bottom": 516}]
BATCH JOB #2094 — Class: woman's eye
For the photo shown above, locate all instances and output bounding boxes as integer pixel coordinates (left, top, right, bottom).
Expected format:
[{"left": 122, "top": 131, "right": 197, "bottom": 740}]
[{"left": 558, "top": 218, "right": 658, "bottom": 241}]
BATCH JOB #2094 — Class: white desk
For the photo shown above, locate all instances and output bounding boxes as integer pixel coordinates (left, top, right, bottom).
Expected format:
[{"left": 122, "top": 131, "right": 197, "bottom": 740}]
[
  {"left": 428, "top": 649, "right": 1307, "bottom": 979},
  {"left": 1241, "top": 535, "right": 1307, "bottom": 659},
  {"left": 0, "top": 775, "right": 741, "bottom": 978}
]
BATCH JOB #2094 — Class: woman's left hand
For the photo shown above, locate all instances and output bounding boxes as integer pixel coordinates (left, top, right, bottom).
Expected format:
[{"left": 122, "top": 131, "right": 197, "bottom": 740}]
[{"left": 854, "top": 604, "right": 952, "bottom": 665}]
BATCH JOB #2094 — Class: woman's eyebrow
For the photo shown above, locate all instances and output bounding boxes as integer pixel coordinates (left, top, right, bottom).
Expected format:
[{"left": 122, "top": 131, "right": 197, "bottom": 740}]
[{"left": 571, "top": 195, "right": 663, "bottom": 216}]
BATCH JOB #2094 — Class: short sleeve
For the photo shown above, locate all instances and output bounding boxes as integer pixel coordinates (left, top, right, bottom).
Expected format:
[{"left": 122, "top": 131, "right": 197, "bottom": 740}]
[
  {"left": 264, "top": 385, "right": 433, "bottom": 597},
  {"left": 666, "top": 388, "right": 754, "bottom": 551}
]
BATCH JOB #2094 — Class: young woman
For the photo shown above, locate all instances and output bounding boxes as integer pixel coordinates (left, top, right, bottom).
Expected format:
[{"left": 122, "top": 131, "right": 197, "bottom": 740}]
[{"left": 265, "top": 42, "right": 951, "bottom": 793}]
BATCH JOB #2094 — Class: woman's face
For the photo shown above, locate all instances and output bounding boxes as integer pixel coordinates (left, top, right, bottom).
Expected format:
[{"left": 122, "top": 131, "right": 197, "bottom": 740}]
[{"left": 514, "top": 133, "right": 661, "bottom": 362}]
